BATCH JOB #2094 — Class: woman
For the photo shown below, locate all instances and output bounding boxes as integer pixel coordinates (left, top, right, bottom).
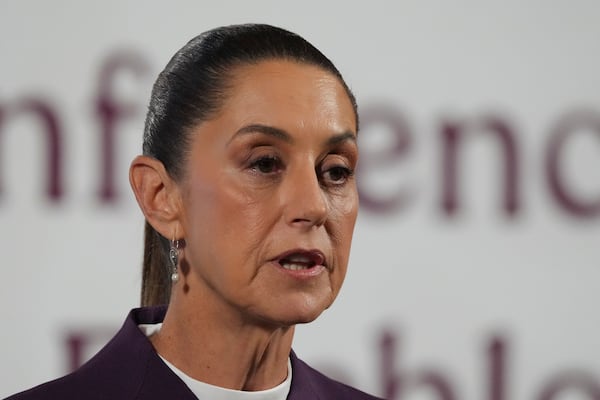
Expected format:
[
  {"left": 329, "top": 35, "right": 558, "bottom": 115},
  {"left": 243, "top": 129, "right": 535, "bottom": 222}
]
[{"left": 7, "top": 24, "right": 381, "bottom": 400}]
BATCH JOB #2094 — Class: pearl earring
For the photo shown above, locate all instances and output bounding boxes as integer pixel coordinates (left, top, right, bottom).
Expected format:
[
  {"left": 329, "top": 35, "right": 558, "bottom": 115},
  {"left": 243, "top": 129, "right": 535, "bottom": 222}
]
[{"left": 169, "top": 239, "right": 180, "bottom": 283}]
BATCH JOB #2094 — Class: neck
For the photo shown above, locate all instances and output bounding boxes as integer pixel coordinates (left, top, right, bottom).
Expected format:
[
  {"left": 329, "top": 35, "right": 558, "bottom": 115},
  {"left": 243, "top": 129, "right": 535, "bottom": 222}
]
[{"left": 150, "top": 287, "right": 294, "bottom": 391}]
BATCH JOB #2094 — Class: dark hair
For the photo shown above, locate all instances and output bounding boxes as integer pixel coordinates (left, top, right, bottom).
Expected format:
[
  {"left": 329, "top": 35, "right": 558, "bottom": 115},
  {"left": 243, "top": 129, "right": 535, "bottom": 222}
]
[{"left": 140, "top": 23, "right": 358, "bottom": 306}]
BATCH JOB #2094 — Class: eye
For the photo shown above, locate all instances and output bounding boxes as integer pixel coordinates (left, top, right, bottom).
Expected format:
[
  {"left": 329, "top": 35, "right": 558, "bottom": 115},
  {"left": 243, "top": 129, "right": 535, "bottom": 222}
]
[
  {"left": 249, "top": 156, "right": 283, "bottom": 174},
  {"left": 321, "top": 165, "right": 354, "bottom": 186}
]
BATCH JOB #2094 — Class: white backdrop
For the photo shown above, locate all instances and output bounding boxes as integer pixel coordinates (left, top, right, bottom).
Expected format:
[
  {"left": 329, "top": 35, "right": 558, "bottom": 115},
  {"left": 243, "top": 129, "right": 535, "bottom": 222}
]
[{"left": 1, "top": 1, "right": 599, "bottom": 399}]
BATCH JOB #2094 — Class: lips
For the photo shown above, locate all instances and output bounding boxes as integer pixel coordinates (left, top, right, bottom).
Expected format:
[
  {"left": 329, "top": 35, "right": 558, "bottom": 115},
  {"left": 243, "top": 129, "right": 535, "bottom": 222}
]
[{"left": 274, "top": 249, "right": 326, "bottom": 271}]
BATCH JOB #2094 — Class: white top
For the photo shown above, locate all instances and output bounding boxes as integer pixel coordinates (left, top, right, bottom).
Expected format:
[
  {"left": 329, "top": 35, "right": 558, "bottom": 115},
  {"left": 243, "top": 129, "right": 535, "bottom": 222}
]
[{"left": 138, "top": 323, "right": 292, "bottom": 400}]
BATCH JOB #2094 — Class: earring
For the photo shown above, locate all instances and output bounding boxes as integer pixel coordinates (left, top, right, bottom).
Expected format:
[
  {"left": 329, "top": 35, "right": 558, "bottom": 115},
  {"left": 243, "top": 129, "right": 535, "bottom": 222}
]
[{"left": 169, "top": 239, "right": 180, "bottom": 283}]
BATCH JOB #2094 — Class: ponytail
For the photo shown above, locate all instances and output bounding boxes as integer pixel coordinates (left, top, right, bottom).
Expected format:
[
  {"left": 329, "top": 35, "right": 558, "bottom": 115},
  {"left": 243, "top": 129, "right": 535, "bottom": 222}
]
[{"left": 141, "top": 221, "right": 171, "bottom": 306}]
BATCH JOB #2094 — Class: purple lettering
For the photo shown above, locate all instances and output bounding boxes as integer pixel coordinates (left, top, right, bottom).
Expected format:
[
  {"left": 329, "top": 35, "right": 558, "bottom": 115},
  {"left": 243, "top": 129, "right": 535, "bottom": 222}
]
[
  {"left": 380, "top": 330, "right": 403, "bottom": 399},
  {"left": 357, "top": 105, "right": 413, "bottom": 213},
  {"left": 95, "top": 50, "right": 149, "bottom": 203},
  {"left": 65, "top": 333, "right": 86, "bottom": 372},
  {"left": 546, "top": 110, "right": 600, "bottom": 217},
  {"left": 380, "top": 329, "right": 456, "bottom": 400},
  {"left": 0, "top": 98, "right": 63, "bottom": 201},
  {"left": 440, "top": 115, "right": 520, "bottom": 216},
  {"left": 537, "top": 371, "right": 600, "bottom": 400},
  {"left": 487, "top": 336, "right": 507, "bottom": 400}
]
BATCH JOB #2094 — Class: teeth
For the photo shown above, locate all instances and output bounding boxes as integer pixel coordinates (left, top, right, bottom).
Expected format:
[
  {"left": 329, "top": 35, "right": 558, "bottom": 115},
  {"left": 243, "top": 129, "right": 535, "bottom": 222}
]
[
  {"left": 285, "top": 255, "right": 311, "bottom": 263},
  {"left": 281, "top": 262, "right": 310, "bottom": 271}
]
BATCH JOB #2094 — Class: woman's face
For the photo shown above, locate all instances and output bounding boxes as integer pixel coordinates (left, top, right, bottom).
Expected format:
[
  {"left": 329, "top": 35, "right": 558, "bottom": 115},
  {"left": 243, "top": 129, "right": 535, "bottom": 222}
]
[{"left": 178, "top": 60, "right": 358, "bottom": 327}]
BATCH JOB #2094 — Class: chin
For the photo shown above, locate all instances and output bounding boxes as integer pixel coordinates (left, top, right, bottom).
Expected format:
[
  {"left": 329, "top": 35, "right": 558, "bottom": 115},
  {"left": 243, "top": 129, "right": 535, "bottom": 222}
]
[
  {"left": 288, "top": 310, "right": 325, "bottom": 325},
  {"left": 268, "top": 295, "right": 333, "bottom": 327}
]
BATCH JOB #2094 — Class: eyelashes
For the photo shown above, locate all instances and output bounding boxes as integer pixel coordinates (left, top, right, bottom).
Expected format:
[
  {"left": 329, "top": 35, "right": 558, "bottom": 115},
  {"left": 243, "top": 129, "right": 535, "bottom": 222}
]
[
  {"left": 322, "top": 165, "right": 354, "bottom": 185},
  {"left": 247, "top": 155, "right": 354, "bottom": 187},
  {"left": 249, "top": 155, "right": 283, "bottom": 174}
]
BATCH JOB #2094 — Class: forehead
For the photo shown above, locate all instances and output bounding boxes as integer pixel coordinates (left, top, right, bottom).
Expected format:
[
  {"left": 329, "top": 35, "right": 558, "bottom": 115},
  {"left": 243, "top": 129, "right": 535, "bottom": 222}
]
[{"left": 218, "top": 60, "right": 356, "bottom": 133}]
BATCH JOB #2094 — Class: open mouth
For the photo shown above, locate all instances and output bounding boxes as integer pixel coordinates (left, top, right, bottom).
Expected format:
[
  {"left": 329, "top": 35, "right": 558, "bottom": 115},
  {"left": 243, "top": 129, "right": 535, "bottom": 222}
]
[{"left": 276, "top": 250, "right": 326, "bottom": 271}]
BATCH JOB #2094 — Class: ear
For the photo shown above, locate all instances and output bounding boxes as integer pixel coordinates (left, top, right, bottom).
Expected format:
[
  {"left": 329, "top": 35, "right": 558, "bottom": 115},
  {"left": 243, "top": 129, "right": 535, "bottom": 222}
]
[{"left": 129, "top": 155, "right": 184, "bottom": 239}]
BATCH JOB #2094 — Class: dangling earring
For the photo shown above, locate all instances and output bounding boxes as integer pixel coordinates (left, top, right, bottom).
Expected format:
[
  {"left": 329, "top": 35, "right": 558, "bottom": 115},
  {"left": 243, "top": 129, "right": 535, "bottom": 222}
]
[{"left": 169, "top": 238, "right": 180, "bottom": 283}]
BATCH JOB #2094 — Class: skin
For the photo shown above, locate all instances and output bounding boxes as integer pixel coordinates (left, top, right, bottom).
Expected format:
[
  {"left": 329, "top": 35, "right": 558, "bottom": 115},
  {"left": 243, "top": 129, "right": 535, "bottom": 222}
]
[{"left": 129, "top": 60, "right": 358, "bottom": 391}]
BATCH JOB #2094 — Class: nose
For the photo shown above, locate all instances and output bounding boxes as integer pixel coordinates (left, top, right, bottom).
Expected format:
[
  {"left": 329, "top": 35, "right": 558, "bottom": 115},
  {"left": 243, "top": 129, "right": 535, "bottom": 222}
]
[{"left": 282, "top": 165, "right": 328, "bottom": 228}]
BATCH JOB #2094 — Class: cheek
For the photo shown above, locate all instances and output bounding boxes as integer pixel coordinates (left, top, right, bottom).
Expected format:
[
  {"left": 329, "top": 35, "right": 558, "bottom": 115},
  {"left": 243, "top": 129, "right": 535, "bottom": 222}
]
[
  {"left": 328, "top": 189, "right": 359, "bottom": 286},
  {"left": 221, "top": 186, "right": 278, "bottom": 240},
  {"left": 183, "top": 185, "right": 266, "bottom": 291},
  {"left": 188, "top": 178, "right": 278, "bottom": 265},
  {"left": 329, "top": 188, "right": 359, "bottom": 240}
]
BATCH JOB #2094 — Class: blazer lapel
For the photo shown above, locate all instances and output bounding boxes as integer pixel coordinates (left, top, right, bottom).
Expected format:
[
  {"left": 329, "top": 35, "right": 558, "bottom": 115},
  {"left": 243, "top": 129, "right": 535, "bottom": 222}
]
[{"left": 287, "top": 351, "right": 322, "bottom": 400}]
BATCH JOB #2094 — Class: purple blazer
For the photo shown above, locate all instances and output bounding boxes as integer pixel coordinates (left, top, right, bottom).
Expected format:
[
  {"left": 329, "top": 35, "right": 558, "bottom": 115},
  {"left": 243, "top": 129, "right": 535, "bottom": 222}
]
[{"left": 7, "top": 306, "right": 382, "bottom": 400}]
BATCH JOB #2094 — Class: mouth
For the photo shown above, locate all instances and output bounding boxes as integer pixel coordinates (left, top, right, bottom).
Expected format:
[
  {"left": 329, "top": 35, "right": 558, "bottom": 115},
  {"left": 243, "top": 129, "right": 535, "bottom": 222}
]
[{"left": 274, "top": 249, "right": 326, "bottom": 272}]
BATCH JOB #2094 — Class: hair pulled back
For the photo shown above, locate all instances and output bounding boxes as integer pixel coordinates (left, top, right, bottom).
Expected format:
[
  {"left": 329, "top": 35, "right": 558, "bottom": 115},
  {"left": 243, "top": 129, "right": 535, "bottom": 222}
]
[{"left": 140, "top": 23, "right": 358, "bottom": 306}]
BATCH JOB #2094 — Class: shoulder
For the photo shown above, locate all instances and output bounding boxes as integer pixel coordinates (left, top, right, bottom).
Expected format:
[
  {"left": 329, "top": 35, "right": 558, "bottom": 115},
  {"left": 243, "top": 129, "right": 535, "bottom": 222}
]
[
  {"left": 5, "top": 307, "right": 179, "bottom": 400},
  {"left": 289, "top": 352, "right": 383, "bottom": 400},
  {"left": 4, "top": 371, "right": 98, "bottom": 400}
]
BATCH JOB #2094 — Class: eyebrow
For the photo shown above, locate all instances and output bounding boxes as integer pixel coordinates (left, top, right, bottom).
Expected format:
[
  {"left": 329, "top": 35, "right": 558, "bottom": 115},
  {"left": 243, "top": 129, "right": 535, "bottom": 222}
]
[
  {"left": 326, "top": 131, "right": 357, "bottom": 146},
  {"left": 228, "top": 123, "right": 357, "bottom": 146},
  {"left": 230, "top": 124, "right": 293, "bottom": 144}
]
